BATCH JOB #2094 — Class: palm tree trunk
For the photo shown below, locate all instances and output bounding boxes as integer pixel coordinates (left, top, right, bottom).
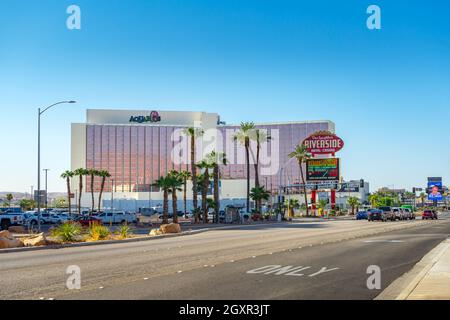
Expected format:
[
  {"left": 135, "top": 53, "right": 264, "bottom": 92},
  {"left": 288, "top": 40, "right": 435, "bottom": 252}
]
[
  {"left": 90, "top": 173, "right": 95, "bottom": 214},
  {"left": 191, "top": 136, "right": 198, "bottom": 216},
  {"left": 98, "top": 177, "right": 106, "bottom": 212},
  {"left": 299, "top": 161, "right": 309, "bottom": 216},
  {"left": 172, "top": 191, "right": 178, "bottom": 224},
  {"left": 183, "top": 180, "right": 187, "bottom": 215},
  {"left": 163, "top": 191, "right": 169, "bottom": 224},
  {"left": 78, "top": 175, "right": 83, "bottom": 215},
  {"left": 66, "top": 177, "right": 72, "bottom": 216},
  {"left": 202, "top": 169, "right": 209, "bottom": 223},
  {"left": 254, "top": 141, "right": 260, "bottom": 212},
  {"left": 245, "top": 139, "right": 250, "bottom": 212},
  {"left": 213, "top": 165, "right": 220, "bottom": 224}
]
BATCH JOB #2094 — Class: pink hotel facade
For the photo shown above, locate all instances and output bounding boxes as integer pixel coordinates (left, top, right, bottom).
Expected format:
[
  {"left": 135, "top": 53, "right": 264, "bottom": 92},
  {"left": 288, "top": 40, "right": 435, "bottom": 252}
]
[{"left": 71, "top": 109, "right": 334, "bottom": 209}]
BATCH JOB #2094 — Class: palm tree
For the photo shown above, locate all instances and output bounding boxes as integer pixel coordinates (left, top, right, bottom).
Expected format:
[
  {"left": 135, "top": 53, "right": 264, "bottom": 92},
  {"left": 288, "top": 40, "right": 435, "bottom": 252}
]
[
  {"left": 250, "top": 186, "right": 271, "bottom": 214},
  {"left": 233, "top": 122, "right": 255, "bottom": 212},
  {"left": 6, "top": 193, "right": 13, "bottom": 208},
  {"left": 347, "top": 196, "right": 360, "bottom": 215},
  {"left": 419, "top": 192, "right": 427, "bottom": 207},
  {"left": 178, "top": 170, "right": 191, "bottom": 216},
  {"left": 317, "top": 199, "right": 328, "bottom": 217},
  {"left": 368, "top": 193, "right": 379, "bottom": 208},
  {"left": 87, "top": 168, "right": 100, "bottom": 214},
  {"left": 183, "top": 127, "right": 204, "bottom": 215},
  {"left": 97, "top": 170, "right": 111, "bottom": 212},
  {"left": 167, "top": 170, "right": 183, "bottom": 224},
  {"left": 153, "top": 176, "right": 172, "bottom": 224},
  {"left": 249, "top": 128, "right": 270, "bottom": 192},
  {"left": 61, "top": 170, "right": 75, "bottom": 215},
  {"left": 288, "top": 145, "right": 311, "bottom": 216},
  {"left": 197, "top": 159, "right": 215, "bottom": 223},
  {"left": 73, "top": 168, "right": 88, "bottom": 215},
  {"left": 206, "top": 151, "right": 228, "bottom": 223}
]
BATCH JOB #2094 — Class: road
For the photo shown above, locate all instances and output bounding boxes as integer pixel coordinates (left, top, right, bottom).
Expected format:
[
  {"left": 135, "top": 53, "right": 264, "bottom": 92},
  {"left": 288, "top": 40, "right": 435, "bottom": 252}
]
[{"left": 1, "top": 212, "right": 449, "bottom": 300}]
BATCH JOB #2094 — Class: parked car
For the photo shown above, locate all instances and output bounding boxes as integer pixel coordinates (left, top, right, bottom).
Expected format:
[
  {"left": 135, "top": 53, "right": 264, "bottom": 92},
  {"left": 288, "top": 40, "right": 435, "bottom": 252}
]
[
  {"left": 158, "top": 211, "right": 184, "bottom": 220},
  {"left": 98, "top": 211, "right": 137, "bottom": 224},
  {"left": 422, "top": 210, "right": 438, "bottom": 220},
  {"left": 0, "top": 210, "right": 25, "bottom": 230},
  {"left": 356, "top": 211, "right": 368, "bottom": 220},
  {"left": 367, "top": 209, "right": 386, "bottom": 222},
  {"left": 22, "top": 212, "right": 40, "bottom": 227},
  {"left": 73, "top": 215, "right": 103, "bottom": 227},
  {"left": 378, "top": 206, "right": 395, "bottom": 221}
]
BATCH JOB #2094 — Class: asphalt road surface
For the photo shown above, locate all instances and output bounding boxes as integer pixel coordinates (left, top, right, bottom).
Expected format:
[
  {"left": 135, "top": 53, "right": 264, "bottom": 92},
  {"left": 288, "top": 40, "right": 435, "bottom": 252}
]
[{"left": 1, "top": 212, "right": 449, "bottom": 300}]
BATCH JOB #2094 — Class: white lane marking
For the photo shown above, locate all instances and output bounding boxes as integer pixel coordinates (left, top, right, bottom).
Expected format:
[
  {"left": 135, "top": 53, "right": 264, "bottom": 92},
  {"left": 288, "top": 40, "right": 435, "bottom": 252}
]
[
  {"left": 247, "top": 265, "right": 339, "bottom": 277},
  {"left": 308, "top": 267, "right": 340, "bottom": 277},
  {"left": 363, "top": 240, "right": 405, "bottom": 243}
]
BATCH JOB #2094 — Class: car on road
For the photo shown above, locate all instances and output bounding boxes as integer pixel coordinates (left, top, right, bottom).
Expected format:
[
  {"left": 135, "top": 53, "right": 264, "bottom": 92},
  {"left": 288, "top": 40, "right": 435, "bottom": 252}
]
[
  {"left": 367, "top": 209, "right": 387, "bottom": 222},
  {"left": 402, "top": 208, "right": 415, "bottom": 220},
  {"left": 422, "top": 210, "right": 438, "bottom": 220},
  {"left": 392, "top": 207, "right": 405, "bottom": 221},
  {"left": 378, "top": 206, "right": 395, "bottom": 221},
  {"left": 356, "top": 211, "right": 368, "bottom": 220}
]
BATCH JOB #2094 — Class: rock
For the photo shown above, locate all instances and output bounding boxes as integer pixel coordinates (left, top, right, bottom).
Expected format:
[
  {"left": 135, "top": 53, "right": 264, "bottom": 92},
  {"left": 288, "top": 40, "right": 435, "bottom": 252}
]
[
  {"left": 0, "top": 237, "right": 24, "bottom": 249},
  {"left": 160, "top": 223, "right": 181, "bottom": 234},
  {"left": 8, "top": 226, "right": 26, "bottom": 234},
  {"left": 22, "top": 233, "right": 46, "bottom": 247},
  {"left": 149, "top": 229, "right": 163, "bottom": 236},
  {"left": 0, "top": 230, "right": 13, "bottom": 239}
]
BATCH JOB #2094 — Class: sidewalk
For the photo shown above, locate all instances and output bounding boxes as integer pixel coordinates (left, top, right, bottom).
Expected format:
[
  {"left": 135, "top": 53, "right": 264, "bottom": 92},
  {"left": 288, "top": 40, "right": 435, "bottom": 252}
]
[{"left": 377, "top": 238, "right": 450, "bottom": 300}]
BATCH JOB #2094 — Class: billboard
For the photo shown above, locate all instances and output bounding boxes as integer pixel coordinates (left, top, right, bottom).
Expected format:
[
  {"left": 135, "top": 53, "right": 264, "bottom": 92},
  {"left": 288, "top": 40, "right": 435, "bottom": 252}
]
[
  {"left": 306, "top": 158, "right": 340, "bottom": 181},
  {"left": 303, "top": 131, "right": 344, "bottom": 156},
  {"left": 427, "top": 177, "right": 443, "bottom": 201}
]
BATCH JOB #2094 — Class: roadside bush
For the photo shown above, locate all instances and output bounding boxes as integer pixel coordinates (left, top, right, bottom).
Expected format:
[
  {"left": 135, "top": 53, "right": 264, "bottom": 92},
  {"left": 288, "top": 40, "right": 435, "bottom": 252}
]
[
  {"left": 116, "top": 225, "right": 131, "bottom": 239},
  {"left": 88, "top": 224, "right": 111, "bottom": 241},
  {"left": 50, "top": 222, "right": 82, "bottom": 243}
]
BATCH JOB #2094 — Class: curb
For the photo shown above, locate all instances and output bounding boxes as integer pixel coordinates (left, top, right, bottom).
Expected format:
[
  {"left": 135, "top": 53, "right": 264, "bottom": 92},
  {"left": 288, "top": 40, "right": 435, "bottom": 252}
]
[
  {"left": 0, "top": 222, "right": 290, "bottom": 254},
  {"left": 375, "top": 238, "right": 450, "bottom": 300}
]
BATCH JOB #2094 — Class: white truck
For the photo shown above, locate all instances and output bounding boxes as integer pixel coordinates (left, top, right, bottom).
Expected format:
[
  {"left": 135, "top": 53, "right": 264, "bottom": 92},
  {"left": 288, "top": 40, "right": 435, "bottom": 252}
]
[
  {"left": 0, "top": 210, "right": 25, "bottom": 230},
  {"left": 97, "top": 211, "right": 137, "bottom": 225}
]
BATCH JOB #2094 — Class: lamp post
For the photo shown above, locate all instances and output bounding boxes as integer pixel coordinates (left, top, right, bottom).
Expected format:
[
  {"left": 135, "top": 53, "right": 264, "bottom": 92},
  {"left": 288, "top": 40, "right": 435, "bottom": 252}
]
[{"left": 37, "top": 101, "right": 76, "bottom": 231}]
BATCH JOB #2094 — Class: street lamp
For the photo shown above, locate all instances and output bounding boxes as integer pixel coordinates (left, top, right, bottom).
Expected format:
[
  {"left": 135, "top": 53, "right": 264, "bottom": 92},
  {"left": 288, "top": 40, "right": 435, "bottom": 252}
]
[{"left": 37, "top": 101, "right": 76, "bottom": 231}]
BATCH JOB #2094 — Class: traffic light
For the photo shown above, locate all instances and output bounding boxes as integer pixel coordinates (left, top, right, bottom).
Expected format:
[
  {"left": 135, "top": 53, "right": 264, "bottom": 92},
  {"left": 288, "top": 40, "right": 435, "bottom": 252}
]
[{"left": 360, "top": 179, "right": 365, "bottom": 188}]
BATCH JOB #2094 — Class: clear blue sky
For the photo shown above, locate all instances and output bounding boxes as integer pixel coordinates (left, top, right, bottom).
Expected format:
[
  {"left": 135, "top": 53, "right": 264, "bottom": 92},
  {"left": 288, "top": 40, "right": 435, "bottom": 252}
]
[{"left": 0, "top": 0, "right": 449, "bottom": 193}]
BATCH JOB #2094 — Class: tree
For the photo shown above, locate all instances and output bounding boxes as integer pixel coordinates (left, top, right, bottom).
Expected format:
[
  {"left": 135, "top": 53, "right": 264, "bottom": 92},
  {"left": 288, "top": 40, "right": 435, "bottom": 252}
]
[
  {"left": 419, "top": 192, "right": 427, "bottom": 207},
  {"left": 288, "top": 145, "right": 311, "bottom": 216},
  {"left": 61, "top": 170, "right": 74, "bottom": 215},
  {"left": 249, "top": 128, "right": 270, "bottom": 193},
  {"left": 5, "top": 193, "right": 13, "bottom": 208},
  {"left": 183, "top": 127, "right": 204, "bottom": 217},
  {"left": 178, "top": 170, "right": 191, "bottom": 216},
  {"left": 20, "top": 199, "right": 36, "bottom": 211},
  {"left": 97, "top": 170, "right": 111, "bottom": 212},
  {"left": 368, "top": 193, "right": 379, "bottom": 208},
  {"left": 317, "top": 199, "right": 328, "bottom": 217},
  {"left": 347, "top": 197, "right": 360, "bottom": 215},
  {"left": 233, "top": 122, "right": 255, "bottom": 212},
  {"left": 167, "top": 170, "right": 183, "bottom": 224},
  {"left": 285, "top": 198, "right": 300, "bottom": 217},
  {"left": 197, "top": 159, "right": 215, "bottom": 223},
  {"left": 206, "top": 151, "right": 227, "bottom": 223},
  {"left": 74, "top": 168, "right": 88, "bottom": 215},
  {"left": 250, "top": 186, "right": 271, "bottom": 214},
  {"left": 87, "top": 168, "right": 100, "bottom": 214},
  {"left": 153, "top": 176, "right": 172, "bottom": 224}
]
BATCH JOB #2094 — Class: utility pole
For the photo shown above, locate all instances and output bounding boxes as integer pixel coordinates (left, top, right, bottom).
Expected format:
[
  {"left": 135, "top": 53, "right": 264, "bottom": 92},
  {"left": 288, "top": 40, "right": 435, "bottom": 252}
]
[{"left": 43, "top": 169, "right": 50, "bottom": 209}]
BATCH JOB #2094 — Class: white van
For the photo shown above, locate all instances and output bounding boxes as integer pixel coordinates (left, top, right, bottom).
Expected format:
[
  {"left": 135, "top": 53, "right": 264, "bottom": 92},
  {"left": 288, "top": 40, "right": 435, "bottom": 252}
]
[{"left": 98, "top": 211, "right": 137, "bottom": 224}]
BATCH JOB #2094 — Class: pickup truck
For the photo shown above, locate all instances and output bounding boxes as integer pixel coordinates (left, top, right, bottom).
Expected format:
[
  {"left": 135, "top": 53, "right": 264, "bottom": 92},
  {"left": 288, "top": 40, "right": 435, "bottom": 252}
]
[
  {"left": 0, "top": 210, "right": 25, "bottom": 230},
  {"left": 97, "top": 211, "right": 137, "bottom": 225}
]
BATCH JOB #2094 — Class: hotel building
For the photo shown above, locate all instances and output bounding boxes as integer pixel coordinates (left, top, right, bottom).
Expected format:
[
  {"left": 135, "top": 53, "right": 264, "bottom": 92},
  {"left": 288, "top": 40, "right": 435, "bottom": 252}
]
[{"left": 71, "top": 109, "right": 335, "bottom": 210}]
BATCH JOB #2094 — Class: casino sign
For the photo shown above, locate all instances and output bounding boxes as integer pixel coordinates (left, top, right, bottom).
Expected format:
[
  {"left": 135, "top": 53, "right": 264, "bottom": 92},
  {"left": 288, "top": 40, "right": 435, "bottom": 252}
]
[
  {"left": 129, "top": 111, "right": 161, "bottom": 124},
  {"left": 302, "top": 131, "right": 344, "bottom": 156}
]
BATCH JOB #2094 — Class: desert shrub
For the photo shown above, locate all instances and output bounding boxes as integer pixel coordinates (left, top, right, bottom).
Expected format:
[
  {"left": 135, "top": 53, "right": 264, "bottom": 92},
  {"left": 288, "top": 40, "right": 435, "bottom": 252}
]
[
  {"left": 116, "top": 225, "right": 131, "bottom": 239},
  {"left": 50, "top": 222, "right": 82, "bottom": 242},
  {"left": 88, "top": 224, "right": 111, "bottom": 241}
]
